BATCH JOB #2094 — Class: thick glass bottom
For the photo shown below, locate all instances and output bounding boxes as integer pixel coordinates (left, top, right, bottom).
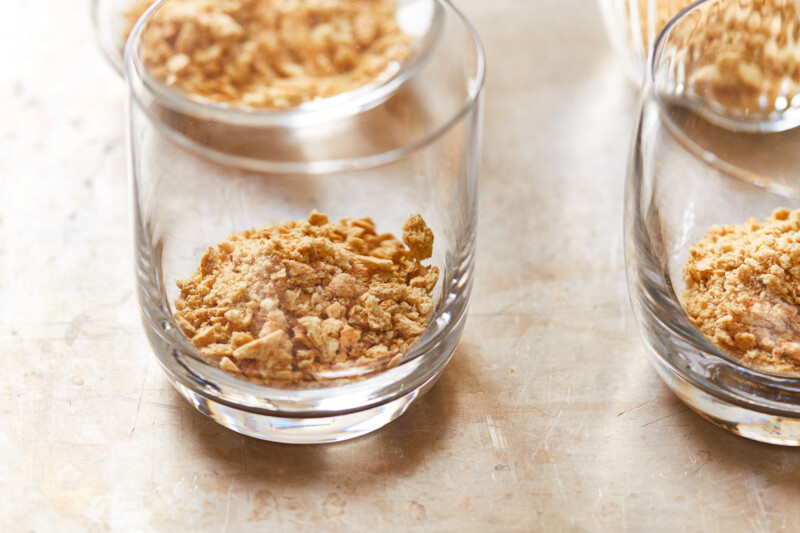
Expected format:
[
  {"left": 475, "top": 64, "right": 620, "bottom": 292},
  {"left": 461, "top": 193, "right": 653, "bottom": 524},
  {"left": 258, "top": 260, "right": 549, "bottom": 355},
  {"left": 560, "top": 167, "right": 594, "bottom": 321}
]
[
  {"left": 647, "top": 351, "right": 800, "bottom": 446},
  {"left": 168, "top": 376, "right": 438, "bottom": 444}
]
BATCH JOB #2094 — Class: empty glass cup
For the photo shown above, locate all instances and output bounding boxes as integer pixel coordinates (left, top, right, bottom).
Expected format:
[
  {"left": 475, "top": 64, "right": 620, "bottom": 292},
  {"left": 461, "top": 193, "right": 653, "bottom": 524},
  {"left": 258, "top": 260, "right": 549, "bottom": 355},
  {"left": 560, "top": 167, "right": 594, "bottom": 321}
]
[
  {"left": 126, "top": 0, "right": 484, "bottom": 443},
  {"left": 626, "top": 0, "right": 800, "bottom": 445}
]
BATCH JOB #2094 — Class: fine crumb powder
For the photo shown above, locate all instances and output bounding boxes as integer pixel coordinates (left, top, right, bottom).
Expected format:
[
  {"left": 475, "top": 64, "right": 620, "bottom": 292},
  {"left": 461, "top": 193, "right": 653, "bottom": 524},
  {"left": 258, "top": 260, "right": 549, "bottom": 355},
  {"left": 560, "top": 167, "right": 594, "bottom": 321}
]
[
  {"left": 130, "top": 0, "right": 411, "bottom": 108},
  {"left": 174, "top": 212, "right": 439, "bottom": 384},
  {"left": 683, "top": 208, "right": 800, "bottom": 373}
]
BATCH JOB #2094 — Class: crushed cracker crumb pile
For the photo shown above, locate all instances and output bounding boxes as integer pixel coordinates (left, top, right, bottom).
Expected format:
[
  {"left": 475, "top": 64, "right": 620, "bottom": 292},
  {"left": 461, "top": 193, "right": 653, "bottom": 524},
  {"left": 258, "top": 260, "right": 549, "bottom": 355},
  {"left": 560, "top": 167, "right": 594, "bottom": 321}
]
[
  {"left": 131, "top": 0, "right": 411, "bottom": 108},
  {"left": 683, "top": 208, "right": 800, "bottom": 374},
  {"left": 174, "top": 212, "right": 439, "bottom": 385}
]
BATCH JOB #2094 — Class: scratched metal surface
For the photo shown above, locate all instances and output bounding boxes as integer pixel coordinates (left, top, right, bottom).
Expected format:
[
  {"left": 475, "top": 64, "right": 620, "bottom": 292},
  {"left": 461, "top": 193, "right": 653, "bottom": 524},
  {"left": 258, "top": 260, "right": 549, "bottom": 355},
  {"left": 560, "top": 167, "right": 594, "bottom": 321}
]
[{"left": 3, "top": 0, "right": 800, "bottom": 531}]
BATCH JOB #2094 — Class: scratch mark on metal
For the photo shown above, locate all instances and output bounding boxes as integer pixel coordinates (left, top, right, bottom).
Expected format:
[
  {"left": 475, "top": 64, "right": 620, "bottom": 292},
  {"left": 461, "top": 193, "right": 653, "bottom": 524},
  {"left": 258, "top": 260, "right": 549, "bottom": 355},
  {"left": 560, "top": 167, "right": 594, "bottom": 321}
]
[
  {"left": 616, "top": 400, "right": 653, "bottom": 417},
  {"left": 640, "top": 407, "right": 688, "bottom": 428},
  {"left": 486, "top": 414, "right": 508, "bottom": 452},
  {"left": 241, "top": 435, "right": 252, "bottom": 504},
  {"left": 222, "top": 481, "right": 234, "bottom": 533},
  {"left": 531, "top": 410, "right": 562, "bottom": 462},
  {"left": 150, "top": 420, "right": 155, "bottom": 482},
  {"left": 747, "top": 473, "right": 769, "bottom": 533},
  {"left": 129, "top": 360, "right": 149, "bottom": 438},
  {"left": 552, "top": 463, "right": 567, "bottom": 504}
]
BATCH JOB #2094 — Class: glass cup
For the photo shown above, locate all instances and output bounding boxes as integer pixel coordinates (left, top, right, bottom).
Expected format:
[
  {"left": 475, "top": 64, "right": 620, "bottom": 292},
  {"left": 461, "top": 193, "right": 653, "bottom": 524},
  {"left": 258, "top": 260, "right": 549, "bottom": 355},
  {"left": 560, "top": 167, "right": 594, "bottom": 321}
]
[
  {"left": 125, "top": 0, "right": 484, "bottom": 443},
  {"left": 626, "top": 0, "right": 800, "bottom": 445},
  {"left": 598, "top": 0, "right": 695, "bottom": 85}
]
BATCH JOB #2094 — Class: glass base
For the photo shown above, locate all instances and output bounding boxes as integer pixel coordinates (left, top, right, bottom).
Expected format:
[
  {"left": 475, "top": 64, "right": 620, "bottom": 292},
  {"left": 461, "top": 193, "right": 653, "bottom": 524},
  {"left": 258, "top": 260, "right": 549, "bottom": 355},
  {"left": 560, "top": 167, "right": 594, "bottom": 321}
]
[
  {"left": 649, "top": 354, "right": 800, "bottom": 446},
  {"left": 168, "top": 376, "right": 437, "bottom": 444}
]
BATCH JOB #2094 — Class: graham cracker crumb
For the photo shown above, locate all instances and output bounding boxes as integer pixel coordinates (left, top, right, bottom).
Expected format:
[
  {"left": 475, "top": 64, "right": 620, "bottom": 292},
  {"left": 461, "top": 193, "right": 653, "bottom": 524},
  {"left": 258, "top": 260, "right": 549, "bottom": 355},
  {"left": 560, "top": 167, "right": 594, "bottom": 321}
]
[
  {"left": 683, "top": 208, "right": 800, "bottom": 373},
  {"left": 174, "top": 213, "right": 439, "bottom": 385},
  {"left": 402, "top": 213, "right": 434, "bottom": 261},
  {"left": 129, "top": 0, "right": 411, "bottom": 109}
]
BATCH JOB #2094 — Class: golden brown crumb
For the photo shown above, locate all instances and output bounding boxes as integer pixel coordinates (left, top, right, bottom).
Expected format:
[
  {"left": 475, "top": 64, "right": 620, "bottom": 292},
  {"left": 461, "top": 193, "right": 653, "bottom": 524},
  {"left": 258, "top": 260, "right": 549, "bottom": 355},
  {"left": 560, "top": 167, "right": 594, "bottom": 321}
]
[
  {"left": 129, "top": 0, "right": 411, "bottom": 109},
  {"left": 683, "top": 208, "right": 800, "bottom": 373},
  {"left": 402, "top": 213, "right": 434, "bottom": 261},
  {"left": 174, "top": 212, "right": 439, "bottom": 384}
]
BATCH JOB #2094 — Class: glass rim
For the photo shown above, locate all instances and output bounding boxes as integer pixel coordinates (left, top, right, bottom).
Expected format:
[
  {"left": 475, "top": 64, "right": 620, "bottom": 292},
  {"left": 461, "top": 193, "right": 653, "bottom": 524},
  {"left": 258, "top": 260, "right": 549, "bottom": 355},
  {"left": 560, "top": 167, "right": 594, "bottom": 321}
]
[
  {"left": 123, "top": 0, "right": 486, "bottom": 129},
  {"left": 647, "top": 0, "right": 800, "bottom": 200}
]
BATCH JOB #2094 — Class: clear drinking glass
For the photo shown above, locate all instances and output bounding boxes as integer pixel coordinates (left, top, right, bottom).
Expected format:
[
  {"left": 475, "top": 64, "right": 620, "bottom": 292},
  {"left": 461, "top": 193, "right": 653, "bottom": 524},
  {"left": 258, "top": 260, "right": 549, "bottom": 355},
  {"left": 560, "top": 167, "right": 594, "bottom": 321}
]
[
  {"left": 626, "top": 0, "right": 800, "bottom": 445},
  {"left": 125, "top": 0, "right": 484, "bottom": 443},
  {"left": 598, "top": 0, "right": 695, "bottom": 84}
]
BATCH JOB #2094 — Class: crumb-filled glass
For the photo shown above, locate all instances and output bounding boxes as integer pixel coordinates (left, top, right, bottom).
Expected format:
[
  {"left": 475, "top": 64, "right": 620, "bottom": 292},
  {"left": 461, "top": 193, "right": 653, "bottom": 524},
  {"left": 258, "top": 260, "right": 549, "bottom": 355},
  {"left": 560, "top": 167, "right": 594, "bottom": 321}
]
[
  {"left": 125, "top": 0, "right": 484, "bottom": 443},
  {"left": 626, "top": 0, "right": 800, "bottom": 445}
]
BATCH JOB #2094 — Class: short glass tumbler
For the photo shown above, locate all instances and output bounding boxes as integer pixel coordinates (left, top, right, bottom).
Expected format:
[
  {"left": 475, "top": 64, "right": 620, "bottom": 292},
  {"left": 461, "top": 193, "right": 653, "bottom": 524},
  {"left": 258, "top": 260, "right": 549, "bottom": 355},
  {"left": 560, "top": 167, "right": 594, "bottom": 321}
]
[
  {"left": 626, "top": 0, "right": 800, "bottom": 445},
  {"left": 125, "top": 0, "right": 484, "bottom": 444}
]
